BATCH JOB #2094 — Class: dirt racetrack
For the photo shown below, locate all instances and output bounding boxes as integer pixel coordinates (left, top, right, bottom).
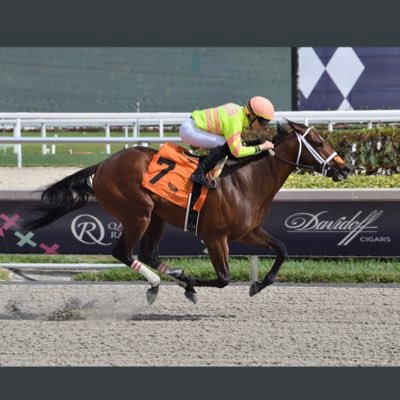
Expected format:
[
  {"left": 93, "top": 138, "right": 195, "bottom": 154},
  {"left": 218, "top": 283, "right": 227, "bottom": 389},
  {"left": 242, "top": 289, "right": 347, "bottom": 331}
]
[
  {"left": 0, "top": 282, "right": 399, "bottom": 366},
  {"left": 0, "top": 167, "right": 81, "bottom": 189}
]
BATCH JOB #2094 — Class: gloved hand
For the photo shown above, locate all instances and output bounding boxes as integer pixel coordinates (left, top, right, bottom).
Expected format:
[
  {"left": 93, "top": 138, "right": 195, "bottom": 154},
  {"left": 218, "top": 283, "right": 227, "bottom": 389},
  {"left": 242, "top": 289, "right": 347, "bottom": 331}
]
[{"left": 260, "top": 140, "right": 274, "bottom": 151}]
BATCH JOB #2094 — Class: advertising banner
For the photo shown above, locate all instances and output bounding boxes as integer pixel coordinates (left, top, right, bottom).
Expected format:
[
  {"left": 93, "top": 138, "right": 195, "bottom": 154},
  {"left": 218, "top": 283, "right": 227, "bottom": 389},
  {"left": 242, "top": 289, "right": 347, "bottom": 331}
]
[
  {"left": 298, "top": 47, "right": 400, "bottom": 110},
  {"left": 0, "top": 199, "right": 398, "bottom": 257}
]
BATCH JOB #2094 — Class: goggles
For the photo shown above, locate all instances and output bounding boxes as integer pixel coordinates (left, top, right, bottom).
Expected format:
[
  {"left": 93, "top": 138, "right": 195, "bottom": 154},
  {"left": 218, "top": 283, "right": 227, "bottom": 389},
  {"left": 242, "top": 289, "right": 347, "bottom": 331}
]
[{"left": 257, "top": 117, "right": 270, "bottom": 127}]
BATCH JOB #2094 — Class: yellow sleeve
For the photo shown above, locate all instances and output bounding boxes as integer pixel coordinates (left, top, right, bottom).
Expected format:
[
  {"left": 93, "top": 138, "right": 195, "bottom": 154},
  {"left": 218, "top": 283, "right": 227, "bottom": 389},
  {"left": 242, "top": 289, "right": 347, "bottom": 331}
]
[{"left": 223, "top": 118, "right": 260, "bottom": 158}]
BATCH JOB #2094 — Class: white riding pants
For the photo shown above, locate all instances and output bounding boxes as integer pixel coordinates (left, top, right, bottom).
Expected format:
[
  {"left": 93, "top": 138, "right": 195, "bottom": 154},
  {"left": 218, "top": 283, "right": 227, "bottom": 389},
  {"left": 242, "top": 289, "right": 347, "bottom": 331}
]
[{"left": 179, "top": 117, "right": 226, "bottom": 149}]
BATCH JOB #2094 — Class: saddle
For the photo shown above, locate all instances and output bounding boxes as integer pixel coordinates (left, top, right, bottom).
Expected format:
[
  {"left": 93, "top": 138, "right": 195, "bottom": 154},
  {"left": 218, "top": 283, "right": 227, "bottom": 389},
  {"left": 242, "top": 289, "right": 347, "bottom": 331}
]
[{"left": 142, "top": 143, "right": 228, "bottom": 235}]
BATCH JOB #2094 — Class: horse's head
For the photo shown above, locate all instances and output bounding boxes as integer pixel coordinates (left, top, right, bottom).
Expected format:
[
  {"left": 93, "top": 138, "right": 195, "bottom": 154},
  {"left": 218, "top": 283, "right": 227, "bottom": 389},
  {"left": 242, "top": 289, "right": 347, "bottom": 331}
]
[{"left": 274, "top": 119, "right": 351, "bottom": 182}]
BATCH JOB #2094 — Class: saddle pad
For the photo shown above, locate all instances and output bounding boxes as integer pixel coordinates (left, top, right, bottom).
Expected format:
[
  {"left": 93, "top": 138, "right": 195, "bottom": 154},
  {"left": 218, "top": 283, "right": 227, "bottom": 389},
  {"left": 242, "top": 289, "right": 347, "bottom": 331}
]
[{"left": 142, "top": 142, "right": 209, "bottom": 212}]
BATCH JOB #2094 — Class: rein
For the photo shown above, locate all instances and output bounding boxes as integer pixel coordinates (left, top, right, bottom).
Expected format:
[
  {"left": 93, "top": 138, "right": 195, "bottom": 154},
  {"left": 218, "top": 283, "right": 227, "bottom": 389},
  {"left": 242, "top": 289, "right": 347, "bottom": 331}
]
[
  {"left": 268, "top": 127, "right": 337, "bottom": 175},
  {"left": 267, "top": 149, "right": 315, "bottom": 171}
]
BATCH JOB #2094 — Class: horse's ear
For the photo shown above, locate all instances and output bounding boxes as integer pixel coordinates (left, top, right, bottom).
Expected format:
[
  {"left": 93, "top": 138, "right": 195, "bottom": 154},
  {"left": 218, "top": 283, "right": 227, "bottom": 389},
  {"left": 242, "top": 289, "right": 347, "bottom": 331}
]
[
  {"left": 276, "top": 121, "right": 288, "bottom": 136},
  {"left": 285, "top": 118, "right": 297, "bottom": 130},
  {"left": 285, "top": 118, "right": 308, "bottom": 130}
]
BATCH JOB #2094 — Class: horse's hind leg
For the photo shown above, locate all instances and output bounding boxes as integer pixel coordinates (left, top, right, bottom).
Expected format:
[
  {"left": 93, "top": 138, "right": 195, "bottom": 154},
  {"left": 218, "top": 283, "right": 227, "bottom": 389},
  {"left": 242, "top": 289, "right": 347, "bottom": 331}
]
[
  {"left": 239, "top": 227, "right": 288, "bottom": 296},
  {"left": 138, "top": 214, "right": 198, "bottom": 303},
  {"left": 142, "top": 229, "right": 232, "bottom": 302},
  {"left": 112, "top": 217, "right": 161, "bottom": 304}
]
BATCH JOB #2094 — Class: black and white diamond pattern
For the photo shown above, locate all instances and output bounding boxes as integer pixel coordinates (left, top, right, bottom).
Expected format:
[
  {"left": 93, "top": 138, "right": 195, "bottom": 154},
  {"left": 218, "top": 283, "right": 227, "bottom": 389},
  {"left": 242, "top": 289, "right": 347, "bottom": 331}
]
[{"left": 299, "top": 47, "right": 366, "bottom": 110}]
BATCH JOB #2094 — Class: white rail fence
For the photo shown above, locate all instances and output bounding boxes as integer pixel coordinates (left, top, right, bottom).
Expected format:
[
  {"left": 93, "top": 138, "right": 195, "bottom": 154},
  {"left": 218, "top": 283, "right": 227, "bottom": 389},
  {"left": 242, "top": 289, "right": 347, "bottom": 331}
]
[
  {"left": 0, "top": 257, "right": 261, "bottom": 282},
  {"left": 0, "top": 263, "right": 124, "bottom": 270},
  {"left": 0, "top": 260, "right": 260, "bottom": 282},
  {"left": 0, "top": 110, "right": 400, "bottom": 168}
]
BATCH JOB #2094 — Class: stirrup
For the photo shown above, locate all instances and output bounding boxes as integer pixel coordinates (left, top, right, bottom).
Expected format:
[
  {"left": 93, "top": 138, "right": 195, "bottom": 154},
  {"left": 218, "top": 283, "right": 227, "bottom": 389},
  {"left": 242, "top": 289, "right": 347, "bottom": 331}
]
[
  {"left": 190, "top": 171, "right": 217, "bottom": 189},
  {"left": 211, "top": 156, "right": 228, "bottom": 179}
]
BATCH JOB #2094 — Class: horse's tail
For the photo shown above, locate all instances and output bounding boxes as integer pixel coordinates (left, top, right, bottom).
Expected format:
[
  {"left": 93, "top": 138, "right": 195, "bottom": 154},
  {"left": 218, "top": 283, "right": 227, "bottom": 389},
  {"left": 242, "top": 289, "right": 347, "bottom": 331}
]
[{"left": 20, "top": 164, "right": 98, "bottom": 231}]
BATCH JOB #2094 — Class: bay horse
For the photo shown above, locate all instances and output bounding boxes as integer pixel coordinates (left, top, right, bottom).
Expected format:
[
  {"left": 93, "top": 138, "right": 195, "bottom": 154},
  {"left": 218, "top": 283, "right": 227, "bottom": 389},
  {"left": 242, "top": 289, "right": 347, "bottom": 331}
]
[{"left": 20, "top": 120, "right": 350, "bottom": 304}]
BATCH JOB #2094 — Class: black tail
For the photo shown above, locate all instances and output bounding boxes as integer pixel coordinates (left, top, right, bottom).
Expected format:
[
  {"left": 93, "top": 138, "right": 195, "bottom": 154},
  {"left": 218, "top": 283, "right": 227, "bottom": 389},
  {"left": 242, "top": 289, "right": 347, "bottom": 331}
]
[{"left": 19, "top": 164, "right": 98, "bottom": 231}]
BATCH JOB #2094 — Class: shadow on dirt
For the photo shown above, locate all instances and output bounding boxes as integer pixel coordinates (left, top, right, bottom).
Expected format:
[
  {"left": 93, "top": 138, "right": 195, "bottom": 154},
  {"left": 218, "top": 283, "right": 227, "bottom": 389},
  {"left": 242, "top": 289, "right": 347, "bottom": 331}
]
[{"left": 128, "top": 314, "right": 210, "bottom": 321}]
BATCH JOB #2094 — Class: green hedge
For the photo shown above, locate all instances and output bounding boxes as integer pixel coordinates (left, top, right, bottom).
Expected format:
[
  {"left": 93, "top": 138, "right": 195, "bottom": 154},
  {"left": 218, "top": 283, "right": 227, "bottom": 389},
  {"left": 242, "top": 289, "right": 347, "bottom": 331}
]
[
  {"left": 319, "top": 127, "right": 400, "bottom": 175},
  {"left": 243, "top": 125, "right": 400, "bottom": 175},
  {"left": 284, "top": 173, "right": 400, "bottom": 188}
]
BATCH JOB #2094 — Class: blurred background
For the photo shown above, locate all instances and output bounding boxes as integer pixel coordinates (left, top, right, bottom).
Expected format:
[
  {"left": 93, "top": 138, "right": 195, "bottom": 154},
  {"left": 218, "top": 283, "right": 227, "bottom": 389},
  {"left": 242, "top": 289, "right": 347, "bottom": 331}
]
[{"left": 0, "top": 47, "right": 399, "bottom": 112}]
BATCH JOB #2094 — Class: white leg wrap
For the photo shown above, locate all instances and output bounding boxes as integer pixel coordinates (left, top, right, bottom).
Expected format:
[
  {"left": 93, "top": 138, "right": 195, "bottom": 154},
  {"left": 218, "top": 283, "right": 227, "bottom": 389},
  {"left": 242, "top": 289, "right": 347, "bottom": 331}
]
[
  {"left": 157, "top": 263, "right": 172, "bottom": 274},
  {"left": 131, "top": 259, "right": 160, "bottom": 287}
]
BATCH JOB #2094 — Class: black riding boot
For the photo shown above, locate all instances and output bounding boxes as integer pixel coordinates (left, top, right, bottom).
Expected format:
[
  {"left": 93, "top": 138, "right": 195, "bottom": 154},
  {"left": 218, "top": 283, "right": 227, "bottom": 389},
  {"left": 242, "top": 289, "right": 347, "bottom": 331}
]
[{"left": 190, "top": 144, "right": 230, "bottom": 189}]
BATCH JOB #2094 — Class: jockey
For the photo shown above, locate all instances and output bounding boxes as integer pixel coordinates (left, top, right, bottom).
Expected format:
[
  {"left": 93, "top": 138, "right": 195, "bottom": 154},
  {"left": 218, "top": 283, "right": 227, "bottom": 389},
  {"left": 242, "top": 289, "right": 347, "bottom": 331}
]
[{"left": 179, "top": 96, "right": 275, "bottom": 189}]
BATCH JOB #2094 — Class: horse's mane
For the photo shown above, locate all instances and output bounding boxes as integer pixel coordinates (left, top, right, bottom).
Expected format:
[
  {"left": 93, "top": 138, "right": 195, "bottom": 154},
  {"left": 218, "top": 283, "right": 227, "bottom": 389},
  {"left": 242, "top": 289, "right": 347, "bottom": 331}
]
[
  {"left": 220, "top": 124, "right": 296, "bottom": 176},
  {"left": 221, "top": 145, "right": 271, "bottom": 177}
]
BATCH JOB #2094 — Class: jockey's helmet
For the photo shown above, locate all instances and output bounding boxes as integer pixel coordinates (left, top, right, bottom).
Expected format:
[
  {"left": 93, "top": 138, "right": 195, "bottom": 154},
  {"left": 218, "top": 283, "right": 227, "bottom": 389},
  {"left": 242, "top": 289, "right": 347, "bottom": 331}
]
[{"left": 245, "top": 96, "right": 275, "bottom": 124}]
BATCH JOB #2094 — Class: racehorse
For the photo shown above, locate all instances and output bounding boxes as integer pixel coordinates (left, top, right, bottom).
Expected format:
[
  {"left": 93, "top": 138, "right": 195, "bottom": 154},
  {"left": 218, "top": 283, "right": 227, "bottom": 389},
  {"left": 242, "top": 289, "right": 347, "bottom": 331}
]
[{"left": 20, "top": 120, "right": 350, "bottom": 304}]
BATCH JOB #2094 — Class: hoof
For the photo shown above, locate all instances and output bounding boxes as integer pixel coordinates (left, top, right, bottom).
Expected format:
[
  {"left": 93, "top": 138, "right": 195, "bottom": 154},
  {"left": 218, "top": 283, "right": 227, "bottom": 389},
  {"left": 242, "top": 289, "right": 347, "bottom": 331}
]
[
  {"left": 184, "top": 289, "right": 198, "bottom": 304},
  {"left": 249, "top": 281, "right": 264, "bottom": 297},
  {"left": 146, "top": 285, "right": 159, "bottom": 305}
]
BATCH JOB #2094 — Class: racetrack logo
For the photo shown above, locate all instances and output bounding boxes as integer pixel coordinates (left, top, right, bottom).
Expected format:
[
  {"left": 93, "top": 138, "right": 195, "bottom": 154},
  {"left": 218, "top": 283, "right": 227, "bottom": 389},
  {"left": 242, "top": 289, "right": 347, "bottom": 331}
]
[
  {"left": 285, "top": 210, "right": 384, "bottom": 246},
  {"left": 71, "top": 214, "right": 111, "bottom": 246}
]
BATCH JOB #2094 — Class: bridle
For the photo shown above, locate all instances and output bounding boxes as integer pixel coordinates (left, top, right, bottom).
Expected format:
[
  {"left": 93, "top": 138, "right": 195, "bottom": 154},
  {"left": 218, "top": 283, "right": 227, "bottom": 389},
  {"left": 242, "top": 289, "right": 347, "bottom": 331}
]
[{"left": 268, "top": 127, "right": 338, "bottom": 176}]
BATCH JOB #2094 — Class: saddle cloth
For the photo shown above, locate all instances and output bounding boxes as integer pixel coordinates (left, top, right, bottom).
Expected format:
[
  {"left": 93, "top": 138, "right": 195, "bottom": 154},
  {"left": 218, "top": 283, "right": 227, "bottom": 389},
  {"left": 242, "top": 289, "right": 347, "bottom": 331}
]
[{"left": 142, "top": 142, "right": 209, "bottom": 213}]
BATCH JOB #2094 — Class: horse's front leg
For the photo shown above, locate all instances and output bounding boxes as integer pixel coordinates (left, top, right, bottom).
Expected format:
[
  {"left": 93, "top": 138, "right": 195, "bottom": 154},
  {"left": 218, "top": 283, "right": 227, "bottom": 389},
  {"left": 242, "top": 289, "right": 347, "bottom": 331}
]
[
  {"left": 239, "top": 227, "right": 288, "bottom": 296},
  {"left": 186, "top": 236, "right": 231, "bottom": 288},
  {"left": 140, "top": 220, "right": 230, "bottom": 303},
  {"left": 159, "top": 236, "right": 230, "bottom": 303}
]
